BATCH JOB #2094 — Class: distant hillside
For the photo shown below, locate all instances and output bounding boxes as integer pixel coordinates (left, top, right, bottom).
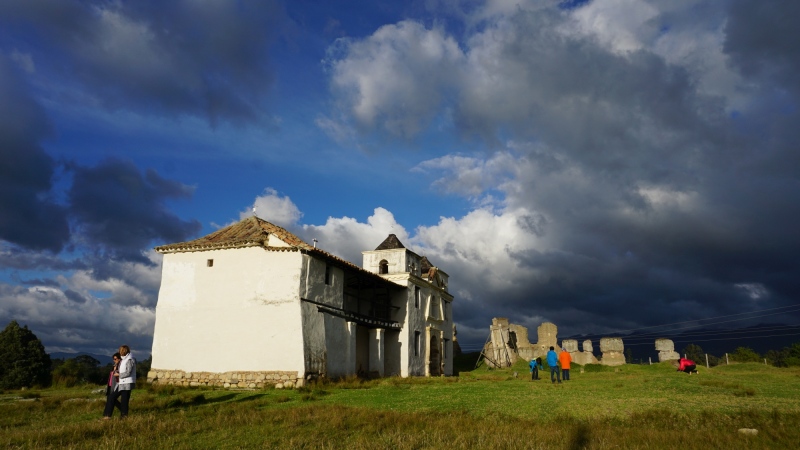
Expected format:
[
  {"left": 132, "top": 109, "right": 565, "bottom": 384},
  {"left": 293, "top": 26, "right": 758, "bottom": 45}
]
[{"left": 49, "top": 352, "right": 114, "bottom": 364}]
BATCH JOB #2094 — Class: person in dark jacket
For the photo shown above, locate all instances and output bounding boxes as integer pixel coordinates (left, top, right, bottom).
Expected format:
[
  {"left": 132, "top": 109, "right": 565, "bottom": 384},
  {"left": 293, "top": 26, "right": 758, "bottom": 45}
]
[
  {"left": 103, "top": 345, "right": 136, "bottom": 419},
  {"left": 102, "top": 353, "right": 121, "bottom": 419},
  {"left": 677, "top": 357, "right": 698, "bottom": 374}
]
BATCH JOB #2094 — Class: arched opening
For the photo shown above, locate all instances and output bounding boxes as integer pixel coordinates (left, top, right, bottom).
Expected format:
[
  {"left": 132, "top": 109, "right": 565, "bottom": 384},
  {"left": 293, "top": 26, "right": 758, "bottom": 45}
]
[
  {"left": 378, "top": 259, "right": 388, "bottom": 274},
  {"left": 429, "top": 335, "right": 441, "bottom": 376}
]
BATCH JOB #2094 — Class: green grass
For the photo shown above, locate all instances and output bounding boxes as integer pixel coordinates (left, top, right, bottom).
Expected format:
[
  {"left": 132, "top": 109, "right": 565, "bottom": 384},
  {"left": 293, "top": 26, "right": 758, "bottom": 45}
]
[{"left": 2, "top": 362, "right": 799, "bottom": 449}]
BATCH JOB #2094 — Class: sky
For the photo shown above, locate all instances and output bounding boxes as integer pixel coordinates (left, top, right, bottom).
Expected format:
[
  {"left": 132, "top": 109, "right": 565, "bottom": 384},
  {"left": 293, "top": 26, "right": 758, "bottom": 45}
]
[{"left": 2, "top": 0, "right": 799, "bottom": 359}]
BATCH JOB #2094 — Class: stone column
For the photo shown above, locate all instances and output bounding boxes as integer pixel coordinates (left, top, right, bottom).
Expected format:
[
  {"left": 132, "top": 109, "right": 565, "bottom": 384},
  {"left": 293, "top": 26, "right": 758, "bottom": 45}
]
[
  {"left": 561, "top": 339, "right": 579, "bottom": 352},
  {"left": 536, "top": 322, "right": 558, "bottom": 356},
  {"left": 424, "top": 326, "right": 431, "bottom": 377},
  {"left": 600, "top": 337, "right": 626, "bottom": 366},
  {"left": 369, "top": 328, "right": 385, "bottom": 377},
  {"left": 346, "top": 321, "right": 357, "bottom": 376},
  {"left": 655, "top": 338, "right": 680, "bottom": 362}
]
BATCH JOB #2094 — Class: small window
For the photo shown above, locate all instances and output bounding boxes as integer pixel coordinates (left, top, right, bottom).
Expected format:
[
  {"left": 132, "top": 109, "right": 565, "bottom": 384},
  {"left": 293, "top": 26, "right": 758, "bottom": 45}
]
[
  {"left": 414, "top": 331, "right": 421, "bottom": 356},
  {"left": 379, "top": 259, "right": 389, "bottom": 274},
  {"left": 414, "top": 287, "right": 420, "bottom": 309},
  {"left": 325, "top": 264, "right": 332, "bottom": 285},
  {"left": 207, "top": 259, "right": 214, "bottom": 267},
  {"left": 443, "top": 338, "right": 449, "bottom": 358}
]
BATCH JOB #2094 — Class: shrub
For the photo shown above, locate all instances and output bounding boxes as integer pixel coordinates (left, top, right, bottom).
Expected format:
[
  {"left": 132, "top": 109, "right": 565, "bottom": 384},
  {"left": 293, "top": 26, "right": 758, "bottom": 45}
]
[{"left": 730, "top": 347, "right": 761, "bottom": 363}]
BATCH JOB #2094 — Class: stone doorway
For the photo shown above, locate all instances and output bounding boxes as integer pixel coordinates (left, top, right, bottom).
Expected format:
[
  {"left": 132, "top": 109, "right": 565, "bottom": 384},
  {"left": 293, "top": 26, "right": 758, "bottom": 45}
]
[{"left": 429, "top": 335, "right": 441, "bottom": 376}]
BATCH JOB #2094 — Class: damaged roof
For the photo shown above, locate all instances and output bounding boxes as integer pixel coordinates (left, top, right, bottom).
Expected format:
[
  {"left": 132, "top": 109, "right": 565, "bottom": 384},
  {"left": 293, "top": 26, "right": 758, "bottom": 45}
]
[{"left": 154, "top": 216, "right": 401, "bottom": 286}]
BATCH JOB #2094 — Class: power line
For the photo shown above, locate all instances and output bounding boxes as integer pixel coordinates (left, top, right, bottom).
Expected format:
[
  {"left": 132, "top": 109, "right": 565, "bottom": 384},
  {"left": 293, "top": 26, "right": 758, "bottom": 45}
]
[
  {"left": 569, "top": 303, "right": 800, "bottom": 340},
  {"left": 618, "top": 324, "right": 800, "bottom": 343},
  {"left": 622, "top": 331, "right": 800, "bottom": 347}
]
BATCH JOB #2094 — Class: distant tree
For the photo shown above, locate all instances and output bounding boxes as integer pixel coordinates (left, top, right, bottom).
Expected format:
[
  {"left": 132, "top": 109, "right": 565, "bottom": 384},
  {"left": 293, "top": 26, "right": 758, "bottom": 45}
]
[
  {"left": 624, "top": 348, "right": 633, "bottom": 364},
  {"left": 682, "top": 344, "right": 705, "bottom": 363},
  {"left": 730, "top": 346, "right": 761, "bottom": 363},
  {"left": 767, "top": 343, "right": 800, "bottom": 367},
  {"left": 53, "top": 354, "right": 104, "bottom": 386},
  {"left": 0, "top": 321, "right": 52, "bottom": 389},
  {"left": 785, "top": 343, "right": 800, "bottom": 367}
]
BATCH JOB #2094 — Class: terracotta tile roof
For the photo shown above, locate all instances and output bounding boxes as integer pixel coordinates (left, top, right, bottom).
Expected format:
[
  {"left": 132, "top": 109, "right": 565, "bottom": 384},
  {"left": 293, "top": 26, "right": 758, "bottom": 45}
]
[
  {"left": 375, "top": 234, "right": 405, "bottom": 250},
  {"left": 154, "top": 216, "right": 401, "bottom": 286},
  {"left": 154, "top": 216, "right": 311, "bottom": 253}
]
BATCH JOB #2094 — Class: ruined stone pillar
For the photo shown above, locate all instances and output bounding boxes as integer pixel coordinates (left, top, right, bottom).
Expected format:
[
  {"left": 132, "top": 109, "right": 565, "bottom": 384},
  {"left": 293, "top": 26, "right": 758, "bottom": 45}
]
[
  {"left": 561, "top": 339, "right": 579, "bottom": 352},
  {"left": 655, "top": 338, "right": 680, "bottom": 362},
  {"left": 600, "top": 337, "right": 625, "bottom": 366},
  {"left": 489, "top": 318, "right": 511, "bottom": 368},
  {"left": 536, "top": 322, "right": 559, "bottom": 357},
  {"left": 369, "top": 328, "right": 385, "bottom": 377}
]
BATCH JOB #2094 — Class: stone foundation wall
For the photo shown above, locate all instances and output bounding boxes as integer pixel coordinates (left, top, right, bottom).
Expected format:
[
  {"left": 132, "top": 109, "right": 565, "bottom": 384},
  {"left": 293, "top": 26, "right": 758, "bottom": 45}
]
[{"left": 147, "top": 369, "right": 303, "bottom": 389}]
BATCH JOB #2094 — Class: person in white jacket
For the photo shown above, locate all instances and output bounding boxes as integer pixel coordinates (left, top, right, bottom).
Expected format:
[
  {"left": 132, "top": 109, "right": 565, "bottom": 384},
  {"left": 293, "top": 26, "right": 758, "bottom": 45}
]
[{"left": 102, "top": 345, "right": 136, "bottom": 419}]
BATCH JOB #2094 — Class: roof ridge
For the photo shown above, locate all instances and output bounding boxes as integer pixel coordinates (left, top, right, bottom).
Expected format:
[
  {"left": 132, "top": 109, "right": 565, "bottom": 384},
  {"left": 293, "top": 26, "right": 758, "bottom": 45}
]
[{"left": 155, "top": 216, "right": 312, "bottom": 253}]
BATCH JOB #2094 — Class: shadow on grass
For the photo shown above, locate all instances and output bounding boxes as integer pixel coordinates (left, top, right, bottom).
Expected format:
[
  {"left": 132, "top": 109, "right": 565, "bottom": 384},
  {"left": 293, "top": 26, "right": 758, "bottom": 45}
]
[
  {"left": 568, "top": 422, "right": 591, "bottom": 450},
  {"left": 234, "top": 394, "right": 267, "bottom": 403}
]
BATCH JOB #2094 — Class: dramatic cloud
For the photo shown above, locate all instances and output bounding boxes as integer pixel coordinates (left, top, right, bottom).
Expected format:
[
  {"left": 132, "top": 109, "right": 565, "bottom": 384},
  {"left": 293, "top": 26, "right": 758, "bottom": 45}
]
[
  {"left": 326, "top": 20, "right": 464, "bottom": 138},
  {"left": 322, "top": 0, "right": 800, "bottom": 344},
  {"left": 68, "top": 159, "right": 202, "bottom": 264},
  {"left": 0, "top": 0, "right": 283, "bottom": 124},
  {"left": 0, "top": 55, "right": 70, "bottom": 252},
  {"left": 3, "top": 0, "right": 800, "bottom": 358},
  {"left": 0, "top": 251, "right": 162, "bottom": 356},
  {"left": 300, "top": 207, "right": 408, "bottom": 265}
]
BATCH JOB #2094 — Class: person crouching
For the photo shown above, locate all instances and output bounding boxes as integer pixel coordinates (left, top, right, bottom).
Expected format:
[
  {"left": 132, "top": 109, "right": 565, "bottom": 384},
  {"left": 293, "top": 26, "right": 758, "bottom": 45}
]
[{"left": 677, "top": 357, "right": 698, "bottom": 375}]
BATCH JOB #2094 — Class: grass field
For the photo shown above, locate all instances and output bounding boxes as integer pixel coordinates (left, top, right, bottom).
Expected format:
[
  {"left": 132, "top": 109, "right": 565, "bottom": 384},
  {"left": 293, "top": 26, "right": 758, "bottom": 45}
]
[{"left": 2, "top": 361, "right": 799, "bottom": 449}]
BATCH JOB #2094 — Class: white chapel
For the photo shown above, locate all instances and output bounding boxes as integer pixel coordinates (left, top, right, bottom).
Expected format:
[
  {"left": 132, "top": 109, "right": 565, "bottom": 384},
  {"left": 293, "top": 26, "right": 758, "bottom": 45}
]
[{"left": 148, "top": 216, "right": 454, "bottom": 388}]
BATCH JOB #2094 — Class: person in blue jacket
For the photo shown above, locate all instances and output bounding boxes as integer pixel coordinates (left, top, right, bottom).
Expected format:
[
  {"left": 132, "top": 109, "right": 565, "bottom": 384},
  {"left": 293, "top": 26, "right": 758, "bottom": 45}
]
[
  {"left": 529, "top": 357, "right": 542, "bottom": 380},
  {"left": 546, "top": 346, "right": 561, "bottom": 384}
]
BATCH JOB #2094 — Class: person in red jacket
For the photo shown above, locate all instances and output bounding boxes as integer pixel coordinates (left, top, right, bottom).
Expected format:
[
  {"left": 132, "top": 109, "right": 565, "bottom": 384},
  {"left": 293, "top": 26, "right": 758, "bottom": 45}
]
[{"left": 677, "top": 357, "right": 698, "bottom": 374}]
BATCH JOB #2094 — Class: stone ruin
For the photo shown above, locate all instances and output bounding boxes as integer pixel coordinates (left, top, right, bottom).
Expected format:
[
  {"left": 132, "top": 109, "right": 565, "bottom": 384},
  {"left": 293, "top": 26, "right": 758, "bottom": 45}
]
[
  {"left": 482, "top": 318, "right": 538, "bottom": 368},
  {"left": 563, "top": 338, "right": 599, "bottom": 365},
  {"left": 481, "top": 319, "right": 569, "bottom": 368},
  {"left": 480, "top": 319, "right": 687, "bottom": 368},
  {"left": 655, "top": 338, "right": 679, "bottom": 362},
  {"left": 600, "top": 337, "right": 626, "bottom": 366},
  {"left": 535, "top": 322, "right": 559, "bottom": 357}
]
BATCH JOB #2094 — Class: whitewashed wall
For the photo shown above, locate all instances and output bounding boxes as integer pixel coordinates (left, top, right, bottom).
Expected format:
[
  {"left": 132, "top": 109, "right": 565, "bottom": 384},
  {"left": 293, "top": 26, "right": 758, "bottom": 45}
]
[
  {"left": 152, "top": 247, "right": 305, "bottom": 374},
  {"left": 362, "top": 249, "right": 421, "bottom": 277}
]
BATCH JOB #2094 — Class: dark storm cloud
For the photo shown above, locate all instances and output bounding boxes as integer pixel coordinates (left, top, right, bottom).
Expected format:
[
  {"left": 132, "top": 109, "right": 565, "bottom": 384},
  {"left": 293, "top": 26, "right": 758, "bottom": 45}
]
[
  {"left": 68, "top": 159, "right": 201, "bottom": 263},
  {"left": 724, "top": 0, "right": 800, "bottom": 95},
  {"left": 0, "top": 0, "right": 283, "bottom": 124},
  {"left": 0, "top": 56, "right": 70, "bottom": 252},
  {"left": 355, "top": 3, "right": 800, "bottom": 343}
]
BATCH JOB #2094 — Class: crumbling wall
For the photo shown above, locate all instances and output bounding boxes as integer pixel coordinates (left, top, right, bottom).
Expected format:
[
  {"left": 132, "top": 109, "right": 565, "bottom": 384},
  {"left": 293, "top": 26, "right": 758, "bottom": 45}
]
[
  {"left": 600, "top": 337, "right": 626, "bottom": 366},
  {"left": 482, "top": 318, "right": 517, "bottom": 368},
  {"left": 655, "top": 338, "right": 680, "bottom": 362},
  {"left": 566, "top": 339, "right": 599, "bottom": 365},
  {"left": 481, "top": 319, "right": 604, "bottom": 367}
]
